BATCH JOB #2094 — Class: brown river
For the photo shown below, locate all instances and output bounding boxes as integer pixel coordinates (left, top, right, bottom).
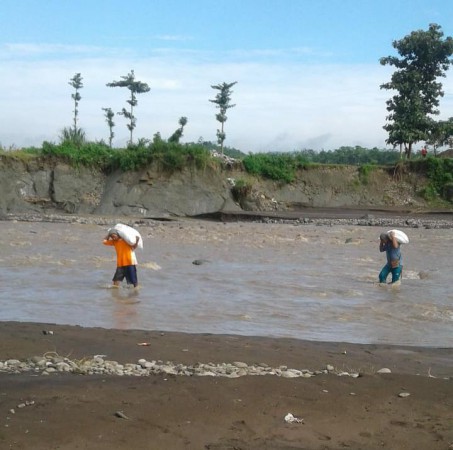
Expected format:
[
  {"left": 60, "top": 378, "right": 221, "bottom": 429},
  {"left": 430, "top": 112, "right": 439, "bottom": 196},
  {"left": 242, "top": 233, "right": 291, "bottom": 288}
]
[{"left": 1, "top": 219, "right": 452, "bottom": 347}]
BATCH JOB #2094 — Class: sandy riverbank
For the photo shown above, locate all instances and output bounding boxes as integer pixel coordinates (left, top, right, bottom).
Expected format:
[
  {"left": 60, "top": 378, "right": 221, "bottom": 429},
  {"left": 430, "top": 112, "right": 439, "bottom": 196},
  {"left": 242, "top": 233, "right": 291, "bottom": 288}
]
[{"left": 1, "top": 321, "right": 452, "bottom": 450}]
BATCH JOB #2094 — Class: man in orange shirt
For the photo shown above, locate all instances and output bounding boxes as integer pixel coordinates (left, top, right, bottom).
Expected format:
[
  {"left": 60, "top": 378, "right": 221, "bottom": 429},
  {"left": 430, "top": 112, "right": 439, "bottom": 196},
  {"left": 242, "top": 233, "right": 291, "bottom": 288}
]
[{"left": 103, "top": 231, "right": 140, "bottom": 288}]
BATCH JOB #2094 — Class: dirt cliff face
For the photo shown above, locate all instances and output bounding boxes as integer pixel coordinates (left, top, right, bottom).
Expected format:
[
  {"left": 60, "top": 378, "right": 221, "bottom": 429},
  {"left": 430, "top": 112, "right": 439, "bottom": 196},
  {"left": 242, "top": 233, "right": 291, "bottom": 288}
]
[
  {"left": 228, "top": 165, "right": 433, "bottom": 212},
  {"left": 0, "top": 155, "right": 440, "bottom": 218},
  {"left": 0, "top": 156, "right": 105, "bottom": 215}
]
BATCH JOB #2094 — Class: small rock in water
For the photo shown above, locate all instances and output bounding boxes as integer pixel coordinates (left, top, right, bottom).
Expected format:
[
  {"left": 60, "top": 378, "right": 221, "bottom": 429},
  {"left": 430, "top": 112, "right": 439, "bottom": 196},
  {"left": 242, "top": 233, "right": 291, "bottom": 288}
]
[{"left": 192, "top": 259, "right": 210, "bottom": 265}]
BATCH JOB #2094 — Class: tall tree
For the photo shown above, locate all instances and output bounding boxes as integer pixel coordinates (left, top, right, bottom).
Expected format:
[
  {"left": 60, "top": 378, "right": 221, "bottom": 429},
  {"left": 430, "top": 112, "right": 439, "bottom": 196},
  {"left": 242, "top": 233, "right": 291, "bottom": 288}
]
[
  {"left": 68, "top": 73, "right": 83, "bottom": 134},
  {"left": 209, "top": 81, "right": 237, "bottom": 154},
  {"left": 106, "top": 70, "right": 150, "bottom": 145},
  {"left": 168, "top": 116, "right": 188, "bottom": 143},
  {"left": 380, "top": 24, "right": 453, "bottom": 159},
  {"left": 102, "top": 107, "right": 115, "bottom": 148}
]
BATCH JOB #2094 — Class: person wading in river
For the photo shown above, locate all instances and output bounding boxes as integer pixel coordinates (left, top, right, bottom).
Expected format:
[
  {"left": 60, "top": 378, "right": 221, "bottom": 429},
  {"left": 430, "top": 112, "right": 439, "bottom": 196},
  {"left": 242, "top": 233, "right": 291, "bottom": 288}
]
[
  {"left": 378, "top": 231, "right": 403, "bottom": 284},
  {"left": 103, "top": 231, "right": 139, "bottom": 288}
]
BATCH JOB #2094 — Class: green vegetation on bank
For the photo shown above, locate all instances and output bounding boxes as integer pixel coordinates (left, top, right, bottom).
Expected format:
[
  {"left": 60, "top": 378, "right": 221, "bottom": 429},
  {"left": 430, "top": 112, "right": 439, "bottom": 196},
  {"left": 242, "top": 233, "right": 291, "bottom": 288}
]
[
  {"left": 1, "top": 142, "right": 452, "bottom": 203},
  {"left": 35, "top": 138, "right": 216, "bottom": 173},
  {"left": 2, "top": 142, "right": 403, "bottom": 173},
  {"left": 409, "top": 156, "right": 453, "bottom": 201},
  {"left": 243, "top": 153, "right": 303, "bottom": 183}
]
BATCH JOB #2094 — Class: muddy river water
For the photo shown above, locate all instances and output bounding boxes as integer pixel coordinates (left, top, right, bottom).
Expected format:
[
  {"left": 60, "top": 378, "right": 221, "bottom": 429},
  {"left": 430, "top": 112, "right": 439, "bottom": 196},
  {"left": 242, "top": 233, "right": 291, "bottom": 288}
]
[{"left": 1, "top": 219, "right": 452, "bottom": 347}]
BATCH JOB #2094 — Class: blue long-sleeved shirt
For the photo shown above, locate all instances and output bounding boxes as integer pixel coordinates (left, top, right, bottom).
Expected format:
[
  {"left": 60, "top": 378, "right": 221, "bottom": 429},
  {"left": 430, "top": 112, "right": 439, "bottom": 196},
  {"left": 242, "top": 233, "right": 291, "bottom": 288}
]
[{"left": 380, "top": 241, "right": 402, "bottom": 266}]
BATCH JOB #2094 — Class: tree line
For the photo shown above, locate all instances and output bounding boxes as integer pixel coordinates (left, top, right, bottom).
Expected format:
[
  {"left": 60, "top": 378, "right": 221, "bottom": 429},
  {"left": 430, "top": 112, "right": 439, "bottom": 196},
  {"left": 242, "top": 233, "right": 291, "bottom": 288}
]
[
  {"left": 3, "top": 23, "right": 453, "bottom": 165},
  {"left": 66, "top": 70, "right": 237, "bottom": 154},
  {"left": 62, "top": 23, "right": 453, "bottom": 160}
]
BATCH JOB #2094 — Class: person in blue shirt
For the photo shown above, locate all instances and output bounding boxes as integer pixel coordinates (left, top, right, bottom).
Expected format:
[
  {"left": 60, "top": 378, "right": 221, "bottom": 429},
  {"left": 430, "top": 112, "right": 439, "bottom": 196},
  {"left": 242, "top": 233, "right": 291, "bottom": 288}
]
[{"left": 379, "top": 231, "right": 403, "bottom": 284}]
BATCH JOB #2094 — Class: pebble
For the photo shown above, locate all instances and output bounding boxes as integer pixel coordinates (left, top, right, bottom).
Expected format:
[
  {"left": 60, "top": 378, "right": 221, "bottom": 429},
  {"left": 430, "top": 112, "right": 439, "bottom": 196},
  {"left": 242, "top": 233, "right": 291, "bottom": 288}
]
[
  {"left": 115, "top": 411, "right": 130, "bottom": 420},
  {"left": 0, "top": 355, "right": 366, "bottom": 380},
  {"left": 6, "top": 212, "right": 453, "bottom": 230}
]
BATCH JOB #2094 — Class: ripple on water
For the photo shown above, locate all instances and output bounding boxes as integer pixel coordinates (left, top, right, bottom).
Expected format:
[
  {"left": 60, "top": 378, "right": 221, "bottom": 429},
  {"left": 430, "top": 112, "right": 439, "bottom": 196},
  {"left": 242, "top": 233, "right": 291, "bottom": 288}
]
[{"left": 1, "top": 221, "right": 452, "bottom": 347}]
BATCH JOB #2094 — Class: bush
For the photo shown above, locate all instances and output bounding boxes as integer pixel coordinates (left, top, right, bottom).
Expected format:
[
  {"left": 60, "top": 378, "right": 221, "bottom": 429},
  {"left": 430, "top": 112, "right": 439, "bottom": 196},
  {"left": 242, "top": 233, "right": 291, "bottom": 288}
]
[
  {"left": 60, "top": 127, "right": 86, "bottom": 147},
  {"left": 443, "top": 181, "right": 453, "bottom": 202},
  {"left": 419, "top": 184, "right": 439, "bottom": 201},
  {"left": 358, "top": 164, "right": 376, "bottom": 185},
  {"left": 231, "top": 179, "right": 253, "bottom": 202},
  {"left": 424, "top": 157, "right": 453, "bottom": 201},
  {"left": 150, "top": 142, "right": 213, "bottom": 173},
  {"left": 110, "top": 142, "right": 153, "bottom": 171},
  {"left": 37, "top": 140, "right": 214, "bottom": 173},
  {"left": 42, "top": 141, "right": 114, "bottom": 169},
  {"left": 243, "top": 153, "right": 300, "bottom": 182}
]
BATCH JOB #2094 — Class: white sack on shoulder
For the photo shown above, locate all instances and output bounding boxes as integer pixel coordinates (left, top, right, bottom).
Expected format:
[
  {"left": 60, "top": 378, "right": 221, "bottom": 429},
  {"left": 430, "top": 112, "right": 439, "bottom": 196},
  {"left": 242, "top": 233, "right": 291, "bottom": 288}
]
[
  {"left": 108, "top": 223, "right": 144, "bottom": 249},
  {"left": 387, "top": 229, "right": 409, "bottom": 245}
]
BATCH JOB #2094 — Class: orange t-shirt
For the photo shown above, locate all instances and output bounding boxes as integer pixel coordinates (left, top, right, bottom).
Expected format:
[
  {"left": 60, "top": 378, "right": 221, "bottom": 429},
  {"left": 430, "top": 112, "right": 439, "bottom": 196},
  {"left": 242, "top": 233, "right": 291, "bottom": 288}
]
[{"left": 103, "top": 239, "right": 137, "bottom": 267}]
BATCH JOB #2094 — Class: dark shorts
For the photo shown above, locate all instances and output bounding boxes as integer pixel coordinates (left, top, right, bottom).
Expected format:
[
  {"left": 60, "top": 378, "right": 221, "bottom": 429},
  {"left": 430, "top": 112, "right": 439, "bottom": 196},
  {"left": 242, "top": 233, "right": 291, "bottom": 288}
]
[{"left": 113, "top": 265, "right": 138, "bottom": 286}]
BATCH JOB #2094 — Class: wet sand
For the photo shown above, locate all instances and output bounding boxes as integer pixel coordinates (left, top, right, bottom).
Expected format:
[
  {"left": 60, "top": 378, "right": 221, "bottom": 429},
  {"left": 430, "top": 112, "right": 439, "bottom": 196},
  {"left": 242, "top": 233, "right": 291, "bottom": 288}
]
[{"left": 1, "top": 321, "right": 452, "bottom": 450}]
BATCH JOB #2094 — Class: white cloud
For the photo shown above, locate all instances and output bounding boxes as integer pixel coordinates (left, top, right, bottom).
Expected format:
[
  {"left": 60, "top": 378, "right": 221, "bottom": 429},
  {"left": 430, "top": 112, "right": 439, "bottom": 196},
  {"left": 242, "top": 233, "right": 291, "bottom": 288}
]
[
  {"left": 154, "top": 35, "right": 193, "bottom": 42},
  {"left": 0, "top": 46, "right": 428, "bottom": 152},
  {"left": 1, "top": 43, "right": 108, "bottom": 58}
]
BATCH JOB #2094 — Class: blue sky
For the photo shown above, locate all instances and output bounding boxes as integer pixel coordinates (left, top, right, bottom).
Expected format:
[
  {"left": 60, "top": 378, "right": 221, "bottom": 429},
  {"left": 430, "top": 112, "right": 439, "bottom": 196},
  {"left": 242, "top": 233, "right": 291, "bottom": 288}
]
[{"left": 1, "top": 0, "right": 453, "bottom": 152}]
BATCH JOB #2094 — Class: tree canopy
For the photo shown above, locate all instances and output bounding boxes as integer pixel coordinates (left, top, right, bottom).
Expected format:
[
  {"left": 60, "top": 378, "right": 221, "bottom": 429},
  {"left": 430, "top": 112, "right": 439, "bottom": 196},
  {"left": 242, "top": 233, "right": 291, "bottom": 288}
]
[
  {"left": 380, "top": 23, "right": 453, "bottom": 158},
  {"left": 68, "top": 73, "right": 83, "bottom": 133},
  {"left": 209, "top": 81, "right": 237, "bottom": 154},
  {"left": 107, "top": 70, "right": 150, "bottom": 145}
]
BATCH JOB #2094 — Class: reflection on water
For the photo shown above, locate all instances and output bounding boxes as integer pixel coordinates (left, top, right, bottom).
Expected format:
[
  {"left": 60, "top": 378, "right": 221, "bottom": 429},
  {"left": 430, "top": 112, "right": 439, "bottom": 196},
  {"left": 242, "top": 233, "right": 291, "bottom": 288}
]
[{"left": 0, "top": 219, "right": 452, "bottom": 347}]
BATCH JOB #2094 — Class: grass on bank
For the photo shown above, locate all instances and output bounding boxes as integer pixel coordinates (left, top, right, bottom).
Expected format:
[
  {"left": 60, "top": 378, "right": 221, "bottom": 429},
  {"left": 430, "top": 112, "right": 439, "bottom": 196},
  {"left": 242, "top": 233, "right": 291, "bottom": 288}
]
[
  {"left": 0, "top": 139, "right": 217, "bottom": 173},
  {"left": 1, "top": 141, "right": 452, "bottom": 203}
]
